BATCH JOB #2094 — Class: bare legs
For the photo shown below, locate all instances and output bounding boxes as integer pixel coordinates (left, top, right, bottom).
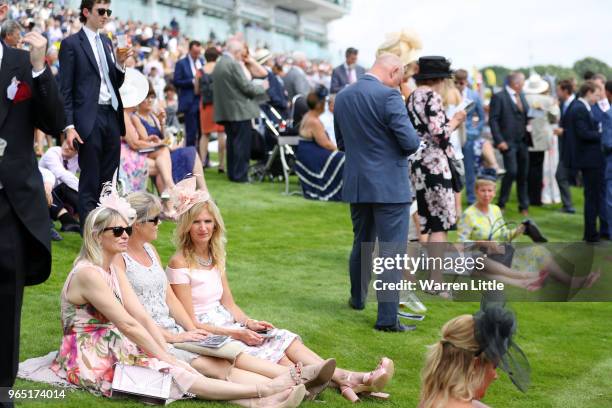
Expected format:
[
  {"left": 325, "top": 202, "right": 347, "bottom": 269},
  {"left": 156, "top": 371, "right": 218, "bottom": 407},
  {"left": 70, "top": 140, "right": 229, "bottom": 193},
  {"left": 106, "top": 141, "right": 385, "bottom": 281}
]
[
  {"left": 148, "top": 147, "right": 175, "bottom": 191},
  {"left": 481, "top": 140, "right": 499, "bottom": 170},
  {"left": 199, "top": 133, "right": 210, "bottom": 168},
  {"left": 218, "top": 132, "right": 226, "bottom": 171},
  {"left": 191, "top": 153, "right": 208, "bottom": 191}
]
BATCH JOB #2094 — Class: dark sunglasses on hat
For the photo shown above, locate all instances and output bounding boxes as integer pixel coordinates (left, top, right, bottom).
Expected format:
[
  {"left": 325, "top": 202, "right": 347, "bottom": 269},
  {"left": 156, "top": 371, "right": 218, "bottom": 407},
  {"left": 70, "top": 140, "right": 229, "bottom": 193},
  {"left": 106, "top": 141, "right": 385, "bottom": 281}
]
[
  {"left": 103, "top": 226, "right": 132, "bottom": 237},
  {"left": 95, "top": 8, "right": 112, "bottom": 17}
]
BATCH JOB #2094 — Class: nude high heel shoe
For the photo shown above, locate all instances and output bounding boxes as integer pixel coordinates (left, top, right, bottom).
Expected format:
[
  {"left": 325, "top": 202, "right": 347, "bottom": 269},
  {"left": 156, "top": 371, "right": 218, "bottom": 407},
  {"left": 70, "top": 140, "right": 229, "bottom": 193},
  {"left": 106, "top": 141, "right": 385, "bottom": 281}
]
[
  {"left": 248, "top": 384, "right": 306, "bottom": 408},
  {"left": 298, "top": 358, "right": 336, "bottom": 400},
  {"left": 339, "top": 357, "right": 395, "bottom": 403}
]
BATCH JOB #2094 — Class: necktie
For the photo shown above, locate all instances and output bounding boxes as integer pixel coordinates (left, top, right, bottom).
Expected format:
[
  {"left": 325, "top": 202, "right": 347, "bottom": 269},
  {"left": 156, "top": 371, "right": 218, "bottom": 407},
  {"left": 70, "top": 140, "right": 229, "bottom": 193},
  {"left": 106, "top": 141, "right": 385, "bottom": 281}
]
[
  {"left": 63, "top": 159, "right": 69, "bottom": 170},
  {"left": 95, "top": 34, "right": 119, "bottom": 110},
  {"left": 515, "top": 93, "right": 524, "bottom": 112}
]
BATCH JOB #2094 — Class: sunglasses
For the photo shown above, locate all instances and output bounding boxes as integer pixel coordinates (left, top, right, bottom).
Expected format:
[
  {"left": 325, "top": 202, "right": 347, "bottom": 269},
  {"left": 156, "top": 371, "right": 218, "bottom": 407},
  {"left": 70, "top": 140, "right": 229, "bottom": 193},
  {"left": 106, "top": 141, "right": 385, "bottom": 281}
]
[
  {"left": 103, "top": 226, "right": 133, "bottom": 237},
  {"left": 146, "top": 216, "right": 160, "bottom": 225},
  {"left": 95, "top": 8, "right": 113, "bottom": 17}
]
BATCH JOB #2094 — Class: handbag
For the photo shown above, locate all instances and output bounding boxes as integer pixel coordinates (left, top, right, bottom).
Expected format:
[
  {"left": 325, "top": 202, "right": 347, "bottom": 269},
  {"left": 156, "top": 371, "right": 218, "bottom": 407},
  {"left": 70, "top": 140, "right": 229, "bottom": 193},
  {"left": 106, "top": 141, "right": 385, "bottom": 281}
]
[
  {"left": 447, "top": 156, "right": 464, "bottom": 193},
  {"left": 111, "top": 364, "right": 172, "bottom": 405}
]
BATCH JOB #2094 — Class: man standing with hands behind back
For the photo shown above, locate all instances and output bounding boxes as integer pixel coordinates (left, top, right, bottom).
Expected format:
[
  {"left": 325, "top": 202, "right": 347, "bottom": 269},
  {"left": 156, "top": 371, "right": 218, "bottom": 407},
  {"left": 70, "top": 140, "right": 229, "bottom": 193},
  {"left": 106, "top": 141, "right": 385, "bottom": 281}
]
[
  {"left": 0, "top": 1, "right": 65, "bottom": 404},
  {"left": 334, "top": 53, "right": 420, "bottom": 332},
  {"left": 60, "top": 0, "right": 132, "bottom": 229}
]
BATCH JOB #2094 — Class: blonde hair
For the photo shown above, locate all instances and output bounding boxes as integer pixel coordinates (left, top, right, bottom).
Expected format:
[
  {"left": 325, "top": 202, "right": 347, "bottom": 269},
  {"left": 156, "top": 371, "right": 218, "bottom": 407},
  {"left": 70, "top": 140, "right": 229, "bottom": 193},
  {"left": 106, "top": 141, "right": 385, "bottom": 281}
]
[
  {"left": 475, "top": 178, "right": 496, "bottom": 190},
  {"left": 126, "top": 191, "right": 162, "bottom": 223},
  {"left": 75, "top": 207, "right": 124, "bottom": 267},
  {"left": 420, "top": 315, "right": 490, "bottom": 408},
  {"left": 440, "top": 78, "right": 462, "bottom": 107},
  {"left": 174, "top": 200, "right": 226, "bottom": 272}
]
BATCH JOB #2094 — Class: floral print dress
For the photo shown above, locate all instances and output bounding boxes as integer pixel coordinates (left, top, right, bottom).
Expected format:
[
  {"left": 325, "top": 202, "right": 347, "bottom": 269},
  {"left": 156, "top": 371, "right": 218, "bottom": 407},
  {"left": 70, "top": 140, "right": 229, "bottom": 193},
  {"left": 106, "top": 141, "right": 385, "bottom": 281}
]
[
  {"left": 406, "top": 87, "right": 457, "bottom": 233},
  {"left": 51, "top": 261, "right": 200, "bottom": 399}
]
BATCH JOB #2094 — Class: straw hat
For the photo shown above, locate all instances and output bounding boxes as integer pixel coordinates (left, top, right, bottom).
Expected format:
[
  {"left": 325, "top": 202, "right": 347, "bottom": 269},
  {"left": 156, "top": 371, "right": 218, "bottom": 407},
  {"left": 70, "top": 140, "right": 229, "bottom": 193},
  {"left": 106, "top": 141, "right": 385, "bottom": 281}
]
[
  {"left": 119, "top": 68, "right": 149, "bottom": 108},
  {"left": 523, "top": 73, "right": 549, "bottom": 94},
  {"left": 376, "top": 28, "right": 423, "bottom": 65},
  {"left": 254, "top": 48, "right": 272, "bottom": 65}
]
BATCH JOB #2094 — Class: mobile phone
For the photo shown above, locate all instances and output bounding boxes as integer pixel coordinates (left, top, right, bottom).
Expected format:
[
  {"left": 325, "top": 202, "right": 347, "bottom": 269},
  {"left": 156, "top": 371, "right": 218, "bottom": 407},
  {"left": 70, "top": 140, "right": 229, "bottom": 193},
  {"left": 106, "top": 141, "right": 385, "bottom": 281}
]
[{"left": 457, "top": 98, "right": 475, "bottom": 112}]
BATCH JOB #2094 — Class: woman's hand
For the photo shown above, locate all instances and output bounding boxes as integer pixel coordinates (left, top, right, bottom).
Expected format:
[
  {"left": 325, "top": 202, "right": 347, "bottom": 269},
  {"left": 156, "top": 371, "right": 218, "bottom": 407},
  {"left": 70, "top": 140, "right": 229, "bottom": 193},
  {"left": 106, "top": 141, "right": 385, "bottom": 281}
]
[
  {"left": 170, "top": 329, "right": 209, "bottom": 343},
  {"left": 156, "top": 109, "right": 167, "bottom": 125},
  {"left": 247, "top": 319, "right": 274, "bottom": 332},
  {"left": 233, "top": 329, "right": 264, "bottom": 346},
  {"left": 149, "top": 135, "right": 162, "bottom": 144}
]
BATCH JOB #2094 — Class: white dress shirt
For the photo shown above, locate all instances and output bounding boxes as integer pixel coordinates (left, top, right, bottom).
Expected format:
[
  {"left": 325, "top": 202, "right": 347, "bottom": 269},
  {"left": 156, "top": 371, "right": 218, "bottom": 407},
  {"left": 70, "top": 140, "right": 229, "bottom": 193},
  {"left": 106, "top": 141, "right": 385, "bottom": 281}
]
[
  {"left": 39, "top": 147, "right": 80, "bottom": 191},
  {"left": 505, "top": 85, "right": 522, "bottom": 106},
  {"left": 82, "top": 25, "right": 113, "bottom": 105},
  {"left": 578, "top": 97, "right": 592, "bottom": 112},
  {"left": 563, "top": 94, "right": 575, "bottom": 114}
]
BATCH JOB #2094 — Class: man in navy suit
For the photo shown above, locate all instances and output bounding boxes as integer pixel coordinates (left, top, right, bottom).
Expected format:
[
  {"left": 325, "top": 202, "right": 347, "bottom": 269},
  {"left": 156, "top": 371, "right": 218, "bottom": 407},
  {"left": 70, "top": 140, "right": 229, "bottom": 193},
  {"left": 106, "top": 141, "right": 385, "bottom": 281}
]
[
  {"left": 174, "top": 40, "right": 203, "bottom": 147},
  {"left": 564, "top": 81, "right": 605, "bottom": 242},
  {"left": 60, "top": 0, "right": 130, "bottom": 228},
  {"left": 554, "top": 79, "right": 577, "bottom": 213},
  {"left": 489, "top": 71, "right": 531, "bottom": 215},
  {"left": 590, "top": 74, "right": 609, "bottom": 239},
  {"left": 334, "top": 53, "right": 420, "bottom": 332},
  {"left": 330, "top": 47, "right": 366, "bottom": 94},
  {"left": 455, "top": 68, "right": 486, "bottom": 205},
  {"left": 602, "top": 80, "right": 612, "bottom": 239}
]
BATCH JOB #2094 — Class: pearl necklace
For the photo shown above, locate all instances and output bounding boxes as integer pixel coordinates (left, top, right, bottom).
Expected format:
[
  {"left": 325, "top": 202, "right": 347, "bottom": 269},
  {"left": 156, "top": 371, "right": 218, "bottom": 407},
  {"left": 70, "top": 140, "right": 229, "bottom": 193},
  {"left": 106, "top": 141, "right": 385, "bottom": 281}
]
[{"left": 195, "top": 255, "right": 213, "bottom": 268}]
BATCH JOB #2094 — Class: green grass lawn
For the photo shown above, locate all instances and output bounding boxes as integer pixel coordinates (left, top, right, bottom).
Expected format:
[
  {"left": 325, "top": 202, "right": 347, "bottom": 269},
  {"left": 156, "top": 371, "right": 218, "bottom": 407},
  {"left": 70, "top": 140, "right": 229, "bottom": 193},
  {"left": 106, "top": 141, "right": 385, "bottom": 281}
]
[{"left": 15, "top": 171, "right": 612, "bottom": 407}]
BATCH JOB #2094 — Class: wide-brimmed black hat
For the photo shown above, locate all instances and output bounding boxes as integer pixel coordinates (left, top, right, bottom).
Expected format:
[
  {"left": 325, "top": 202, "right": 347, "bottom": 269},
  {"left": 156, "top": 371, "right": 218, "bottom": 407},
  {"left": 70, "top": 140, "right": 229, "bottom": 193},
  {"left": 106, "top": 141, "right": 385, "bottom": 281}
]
[{"left": 413, "top": 56, "right": 454, "bottom": 80}]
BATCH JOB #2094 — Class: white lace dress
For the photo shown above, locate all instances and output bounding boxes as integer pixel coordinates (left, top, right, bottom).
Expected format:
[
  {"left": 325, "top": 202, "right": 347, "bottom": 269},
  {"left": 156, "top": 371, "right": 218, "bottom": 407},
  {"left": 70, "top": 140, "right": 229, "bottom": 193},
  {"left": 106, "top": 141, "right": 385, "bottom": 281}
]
[{"left": 122, "top": 244, "right": 199, "bottom": 363}]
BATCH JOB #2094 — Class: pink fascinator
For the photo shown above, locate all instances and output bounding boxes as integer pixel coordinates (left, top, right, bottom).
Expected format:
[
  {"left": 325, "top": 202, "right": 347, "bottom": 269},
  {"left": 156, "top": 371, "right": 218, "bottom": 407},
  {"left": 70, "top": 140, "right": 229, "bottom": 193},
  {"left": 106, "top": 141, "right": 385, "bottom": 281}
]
[
  {"left": 96, "top": 170, "right": 137, "bottom": 224},
  {"left": 169, "top": 176, "right": 210, "bottom": 216}
]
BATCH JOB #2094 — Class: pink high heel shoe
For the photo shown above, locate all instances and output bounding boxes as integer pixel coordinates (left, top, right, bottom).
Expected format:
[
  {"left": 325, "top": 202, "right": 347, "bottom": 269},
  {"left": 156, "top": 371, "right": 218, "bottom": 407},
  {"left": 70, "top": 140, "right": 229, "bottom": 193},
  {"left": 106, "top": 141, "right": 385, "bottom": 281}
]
[{"left": 340, "top": 357, "right": 395, "bottom": 403}]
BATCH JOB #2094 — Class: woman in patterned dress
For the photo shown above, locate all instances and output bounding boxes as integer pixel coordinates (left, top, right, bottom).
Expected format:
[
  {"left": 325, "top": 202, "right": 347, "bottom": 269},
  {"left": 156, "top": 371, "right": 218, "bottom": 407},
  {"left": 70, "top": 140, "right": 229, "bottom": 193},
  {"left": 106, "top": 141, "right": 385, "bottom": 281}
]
[
  {"left": 168, "top": 178, "right": 396, "bottom": 403},
  {"left": 51, "top": 191, "right": 306, "bottom": 407}
]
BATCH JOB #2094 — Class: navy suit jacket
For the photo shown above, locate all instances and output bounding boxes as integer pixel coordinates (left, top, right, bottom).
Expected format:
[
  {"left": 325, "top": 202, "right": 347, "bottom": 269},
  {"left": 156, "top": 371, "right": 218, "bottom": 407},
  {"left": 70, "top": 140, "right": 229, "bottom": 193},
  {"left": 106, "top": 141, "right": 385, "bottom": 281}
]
[
  {"left": 564, "top": 100, "right": 603, "bottom": 170},
  {"left": 173, "top": 56, "right": 203, "bottom": 112},
  {"left": 558, "top": 95, "right": 577, "bottom": 160},
  {"left": 592, "top": 103, "right": 612, "bottom": 179},
  {"left": 330, "top": 63, "right": 366, "bottom": 94},
  {"left": 489, "top": 88, "right": 530, "bottom": 147},
  {"left": 58, "top": 29, "right": 125, "bottom": 140},
  {"left": 334, "top": 75, "right": 420, "bottom": 203}
]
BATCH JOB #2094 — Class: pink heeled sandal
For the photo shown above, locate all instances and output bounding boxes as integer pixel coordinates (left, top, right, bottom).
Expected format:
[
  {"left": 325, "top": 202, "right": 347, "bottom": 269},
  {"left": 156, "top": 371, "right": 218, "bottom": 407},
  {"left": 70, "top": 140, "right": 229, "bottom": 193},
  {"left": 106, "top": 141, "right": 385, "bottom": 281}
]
[{"left": 339, "top": 357, "right": 395, "bottom": 403}]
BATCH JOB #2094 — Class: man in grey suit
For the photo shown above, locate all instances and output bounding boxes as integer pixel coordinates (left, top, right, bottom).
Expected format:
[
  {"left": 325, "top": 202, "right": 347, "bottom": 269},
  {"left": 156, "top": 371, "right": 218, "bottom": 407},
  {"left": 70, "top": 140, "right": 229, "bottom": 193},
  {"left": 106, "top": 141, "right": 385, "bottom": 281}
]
[
  {"left": 330, "top": 47, "right": 366, "bottom": 93},
  {"left": 334, "top": 53, "right": 420, "bottom": 332},
  {"left": 283, "top": 51, "right": 311, "bottom": 100},
  {"left": 213, "top": 39, "right": 268, "bottom": 182}
]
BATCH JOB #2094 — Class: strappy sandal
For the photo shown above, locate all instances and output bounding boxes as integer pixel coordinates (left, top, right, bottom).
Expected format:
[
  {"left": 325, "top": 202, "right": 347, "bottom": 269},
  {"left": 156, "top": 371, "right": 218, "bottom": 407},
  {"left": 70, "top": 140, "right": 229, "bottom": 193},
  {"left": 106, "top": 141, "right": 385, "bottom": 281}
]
[
  {"left": 298, "top": 358, "right": 336, "bottom": 400},
  {"left": 339, "top": 357, "right": 394, "bottom": 403}
]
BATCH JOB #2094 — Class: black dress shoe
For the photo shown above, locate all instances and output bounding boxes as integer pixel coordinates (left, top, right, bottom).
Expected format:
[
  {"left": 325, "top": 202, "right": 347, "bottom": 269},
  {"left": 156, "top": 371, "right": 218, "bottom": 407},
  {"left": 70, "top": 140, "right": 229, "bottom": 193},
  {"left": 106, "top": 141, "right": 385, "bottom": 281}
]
[
  {"left": 522, "top": 219, "right": 547, "bottom": 242},
  {"left": 374, "top": 323, "right": 416, "bottom": 332},
  {"left": 60, "top": 223, "right": 81, "bottom": 233},
  {"left": 561, "top": 207, "right": 576, "bottom": 214},
  {"left": 348, "top": 299, "right": 365, "bottom": 310}
]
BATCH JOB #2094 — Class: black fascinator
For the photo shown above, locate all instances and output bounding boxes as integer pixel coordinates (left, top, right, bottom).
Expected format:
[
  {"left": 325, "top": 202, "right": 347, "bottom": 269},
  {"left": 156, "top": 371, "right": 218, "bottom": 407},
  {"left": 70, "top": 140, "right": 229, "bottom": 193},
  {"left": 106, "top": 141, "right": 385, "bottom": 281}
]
[{"left": 473, "top": 296, "right": 531, "bottom": 392}]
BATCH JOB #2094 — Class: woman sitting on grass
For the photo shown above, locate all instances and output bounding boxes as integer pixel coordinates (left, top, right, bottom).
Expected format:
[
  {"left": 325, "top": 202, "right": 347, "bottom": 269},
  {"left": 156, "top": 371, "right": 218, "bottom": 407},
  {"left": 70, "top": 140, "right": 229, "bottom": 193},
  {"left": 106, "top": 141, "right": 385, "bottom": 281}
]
[
  {"left": 457, "top": 170, "right": 599, "bottom": 290},
  {"left": 419, "top": 299, "right": 530, "bottom": 408},
  {"left": 116, "top": 191, "right": 335, "bottom": 400},
  {"left": 51, "top": 181, "right": 305, "bottom": 407},
  {"left": 167, "top": 178, "right": 395, "bottom": 403}
]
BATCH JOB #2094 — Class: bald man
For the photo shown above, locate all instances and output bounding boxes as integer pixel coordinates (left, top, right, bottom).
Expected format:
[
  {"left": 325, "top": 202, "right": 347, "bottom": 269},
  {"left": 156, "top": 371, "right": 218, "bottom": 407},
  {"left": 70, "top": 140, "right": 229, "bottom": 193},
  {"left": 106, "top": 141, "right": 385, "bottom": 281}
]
[{"left": 334, "top": 53, "right": 420, "bottom": 332}]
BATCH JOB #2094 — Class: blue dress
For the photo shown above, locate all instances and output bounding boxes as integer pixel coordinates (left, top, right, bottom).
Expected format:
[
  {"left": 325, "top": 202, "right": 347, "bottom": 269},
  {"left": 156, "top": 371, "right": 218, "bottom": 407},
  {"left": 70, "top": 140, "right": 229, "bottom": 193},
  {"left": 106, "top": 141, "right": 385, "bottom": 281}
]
[
  {"left": 295, "top": 135, "right": 344, "bottom": 201},
  {"left": 136, "top": 113, "right": 197, "bottom": 183}
]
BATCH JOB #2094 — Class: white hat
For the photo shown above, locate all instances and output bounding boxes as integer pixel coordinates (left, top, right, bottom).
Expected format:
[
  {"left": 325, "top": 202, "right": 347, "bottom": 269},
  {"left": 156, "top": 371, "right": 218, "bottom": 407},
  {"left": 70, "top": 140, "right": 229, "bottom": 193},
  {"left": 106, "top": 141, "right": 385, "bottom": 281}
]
[
  {"left": 376, "top": 28, "right": 423, "bottom": 66},
  {"left": 254, "top": 48, "right": 272, "bottom": 65},
  {"left": 523, "top": 73, "right": 549, "bottom": 94},
  {"left": 119, "top": 68, "right": 149, "bottom": 108}
]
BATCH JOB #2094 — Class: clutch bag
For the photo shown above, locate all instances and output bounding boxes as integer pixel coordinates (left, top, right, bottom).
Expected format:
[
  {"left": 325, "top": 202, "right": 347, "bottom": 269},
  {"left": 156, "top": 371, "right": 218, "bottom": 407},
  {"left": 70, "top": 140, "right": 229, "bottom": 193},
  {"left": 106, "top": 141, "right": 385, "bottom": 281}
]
[{"left": 111, "top": 364, "right": 172, "bottom": 405}]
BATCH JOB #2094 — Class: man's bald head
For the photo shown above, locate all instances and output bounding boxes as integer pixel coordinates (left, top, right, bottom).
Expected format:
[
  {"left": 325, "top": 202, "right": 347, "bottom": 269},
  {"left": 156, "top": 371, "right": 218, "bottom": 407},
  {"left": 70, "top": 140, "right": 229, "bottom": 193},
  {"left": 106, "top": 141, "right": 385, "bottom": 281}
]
[
  {"left": 226, "top": 39, "right": 244, "bottom": 58},
  {"left": 370, "top": 53, "right": 404, "bottom": 88}
]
